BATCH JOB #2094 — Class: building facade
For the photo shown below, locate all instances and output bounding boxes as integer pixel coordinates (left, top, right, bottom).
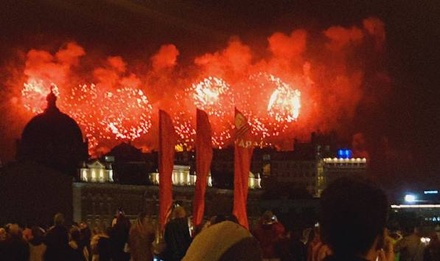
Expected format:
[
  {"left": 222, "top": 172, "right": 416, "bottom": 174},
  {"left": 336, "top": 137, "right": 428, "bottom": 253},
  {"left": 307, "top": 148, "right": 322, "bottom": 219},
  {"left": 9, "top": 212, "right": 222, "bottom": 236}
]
[
  {"left": 72, "top": 183, "right": 264, "bottom": 230},
  {"left": 79, "top": 160, "right": 114, "bottom": 183}
]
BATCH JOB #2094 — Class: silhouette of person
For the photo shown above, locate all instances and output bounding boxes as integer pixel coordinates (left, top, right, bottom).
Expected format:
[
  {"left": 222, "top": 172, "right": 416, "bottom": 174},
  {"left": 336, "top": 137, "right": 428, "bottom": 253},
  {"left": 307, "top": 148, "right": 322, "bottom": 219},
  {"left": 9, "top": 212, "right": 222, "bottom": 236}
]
[
  {"left": 129, "top": 212, "right": 155, "bottom": 261},
  {"left": 252, "top": 210, "right": 286, "bottom": 261},
  {"left": 162, "top": 206, "right": 192, "bottom": 261},
  {"left": 44, "top": 213, "right": 70, "bottom": 261},
  {"left": 318, "top": 176, "right": 393, "bottom": 261}
]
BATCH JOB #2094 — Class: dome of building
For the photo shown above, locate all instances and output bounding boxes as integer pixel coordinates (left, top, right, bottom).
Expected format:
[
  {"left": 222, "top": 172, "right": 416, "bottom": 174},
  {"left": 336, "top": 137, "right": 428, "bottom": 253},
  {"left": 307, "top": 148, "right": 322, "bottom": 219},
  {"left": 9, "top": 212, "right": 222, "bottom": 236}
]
[{"left": 17, "top": 89, "right": 88, "bottom": 176}]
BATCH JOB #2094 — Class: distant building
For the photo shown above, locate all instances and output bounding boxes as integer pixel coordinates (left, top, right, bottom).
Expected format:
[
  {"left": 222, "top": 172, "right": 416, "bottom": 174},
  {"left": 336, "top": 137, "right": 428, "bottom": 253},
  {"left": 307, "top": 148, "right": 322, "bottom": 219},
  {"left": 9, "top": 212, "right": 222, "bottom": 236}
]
[
  {"left": 148, "top": 165, "right": 261, "bottom": 189},
  {"left": 104, "top": 142, "right": 156, "bottom": 185},
  {"left": 79, "top": 160, "right": 114, "bottom": 183},
  {"left": 320, "top": 157, "right": 368, "bottom": 194},
  {"left": 16, "top": 89, "right": 88, "bottom": 177},
  {"left": 269, "top": 151, "right": 320, "bottom": 196},
  {"left": 260, "top": 132, "right": 367, "bottom": 197}
]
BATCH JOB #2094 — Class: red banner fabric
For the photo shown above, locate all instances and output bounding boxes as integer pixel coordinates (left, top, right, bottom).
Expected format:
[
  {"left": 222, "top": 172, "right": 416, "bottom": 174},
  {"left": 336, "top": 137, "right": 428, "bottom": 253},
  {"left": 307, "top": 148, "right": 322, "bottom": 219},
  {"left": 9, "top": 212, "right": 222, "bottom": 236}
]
[
  {"left": 159, "top": 110, "right": 177, "bottom": 231},
  {"left": 192, "top": 109, "right": 213, "bottom": 226},
  {"left": 233, "top": 108, "right": 254, "bottom": 229}
]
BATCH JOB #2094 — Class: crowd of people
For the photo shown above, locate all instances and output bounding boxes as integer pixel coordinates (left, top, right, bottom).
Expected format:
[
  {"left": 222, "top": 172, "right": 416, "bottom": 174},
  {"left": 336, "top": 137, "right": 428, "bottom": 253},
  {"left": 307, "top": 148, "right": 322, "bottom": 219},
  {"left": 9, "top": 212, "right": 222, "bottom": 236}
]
[{"left": 1, "top": 176, "right": 440, "bottom": 261}]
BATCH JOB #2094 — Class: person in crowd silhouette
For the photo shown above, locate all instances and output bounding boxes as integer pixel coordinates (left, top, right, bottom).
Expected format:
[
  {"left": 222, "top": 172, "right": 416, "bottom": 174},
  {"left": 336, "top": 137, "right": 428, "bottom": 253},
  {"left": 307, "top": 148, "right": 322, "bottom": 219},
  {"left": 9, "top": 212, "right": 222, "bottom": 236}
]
[
  {"left": 252, "top": 210, "right": 286, "bottom": 261},
  {"left": 98, "top": 227, "right": 112, "bottom": 261},
  {"left": 129, "top": 211, "right": 155, "bottom": 261},
  {"left": 2, "top": 223, "right": 30, "bottom": 261},
  {"left": 289, "top": 228, "right": 307, "bottom": 261},
  {"left": 28, "top": 226, "right": 47, "bottom": 261},
  {"left": 162, "top": 206, "right": 192, "bottom": 261},
  {"left": 79, "top": 221, "right": 92, "bottom": 261},
  {"left": 423, "top": 231, "right": 440, "bottom": 261},
  {"left": 68, "top": 225, "right": 88, "bottom": 261},
  {"left": 318, "top": 176, "right": 394, "bottom": 261},
  {"left": 109, "top": 208, "right": 131, "bottom": 261},
  {"left": 44, "top": 213, "right": 71, "bottom": 261},
  {"left": 395, "top": 226, "right": 425, "bottom": 261}
]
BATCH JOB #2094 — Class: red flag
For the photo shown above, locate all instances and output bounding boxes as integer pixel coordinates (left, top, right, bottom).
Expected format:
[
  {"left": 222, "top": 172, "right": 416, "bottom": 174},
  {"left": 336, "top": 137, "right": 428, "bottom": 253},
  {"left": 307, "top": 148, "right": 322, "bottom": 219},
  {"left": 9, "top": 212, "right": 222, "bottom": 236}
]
[
  {"left": 159, "top": 110, "right": 177, "bottom": 231},
  {"left": 233, "top": 108, "right": 254, "bottom": 229},
  {"left": 193, "top": 109, "right": 213, "bottom": 226}
]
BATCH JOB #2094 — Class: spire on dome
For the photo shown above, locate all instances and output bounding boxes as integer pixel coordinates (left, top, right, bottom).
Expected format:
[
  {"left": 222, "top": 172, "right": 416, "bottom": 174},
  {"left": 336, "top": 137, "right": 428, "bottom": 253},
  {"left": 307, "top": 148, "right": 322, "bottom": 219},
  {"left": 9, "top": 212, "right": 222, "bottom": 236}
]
[{"left": 45, "top": 86, "right": 59, "bottom": 113}]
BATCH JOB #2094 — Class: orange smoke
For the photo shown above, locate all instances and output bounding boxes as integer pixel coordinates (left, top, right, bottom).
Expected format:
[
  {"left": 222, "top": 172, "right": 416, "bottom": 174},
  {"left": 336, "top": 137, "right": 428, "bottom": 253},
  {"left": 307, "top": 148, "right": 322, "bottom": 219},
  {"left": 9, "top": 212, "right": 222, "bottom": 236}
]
[{"left": 1, "top": 17, "right": 390, "bottom": 158}]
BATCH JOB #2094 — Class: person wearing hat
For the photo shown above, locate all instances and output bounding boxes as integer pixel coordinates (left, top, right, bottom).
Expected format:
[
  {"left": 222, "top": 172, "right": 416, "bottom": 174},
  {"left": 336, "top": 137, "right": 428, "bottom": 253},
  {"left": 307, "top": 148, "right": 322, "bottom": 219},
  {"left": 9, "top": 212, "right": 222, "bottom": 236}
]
[
  {"left": 183, "top": 221, "right": 262, "bottom": 261},
  {"left": 252, "top": 210, "right": 286, "bottom": 261}
]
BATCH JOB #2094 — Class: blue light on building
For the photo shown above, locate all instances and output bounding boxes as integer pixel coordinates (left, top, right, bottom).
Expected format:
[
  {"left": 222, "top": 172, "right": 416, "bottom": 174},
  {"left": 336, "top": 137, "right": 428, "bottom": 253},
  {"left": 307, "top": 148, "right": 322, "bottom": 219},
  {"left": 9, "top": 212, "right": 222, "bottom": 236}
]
[{"left": 337, "top": 149, "right": 352, "bottom": 159}]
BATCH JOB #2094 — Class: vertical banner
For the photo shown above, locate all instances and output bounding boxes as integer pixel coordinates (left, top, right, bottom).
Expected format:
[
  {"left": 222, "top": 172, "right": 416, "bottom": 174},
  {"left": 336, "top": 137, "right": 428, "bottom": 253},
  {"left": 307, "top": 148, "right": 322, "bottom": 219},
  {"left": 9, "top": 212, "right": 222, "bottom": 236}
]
[
  {"left": 192, "top": 109, "right": 213, "bottom": 227},
  {"left": 159, "top": 110, "right": 177, "bottom": 231},
  {"left": 233, "top": 108, "right": 254, "bottom": 229}
]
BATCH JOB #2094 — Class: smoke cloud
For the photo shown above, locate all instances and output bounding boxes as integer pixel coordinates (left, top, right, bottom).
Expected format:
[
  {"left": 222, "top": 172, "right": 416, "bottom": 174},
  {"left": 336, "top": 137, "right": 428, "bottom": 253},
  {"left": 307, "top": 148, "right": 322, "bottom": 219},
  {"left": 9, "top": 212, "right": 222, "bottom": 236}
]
[{"left": 0, "top": 17, "right": 390, "bottom": 160}]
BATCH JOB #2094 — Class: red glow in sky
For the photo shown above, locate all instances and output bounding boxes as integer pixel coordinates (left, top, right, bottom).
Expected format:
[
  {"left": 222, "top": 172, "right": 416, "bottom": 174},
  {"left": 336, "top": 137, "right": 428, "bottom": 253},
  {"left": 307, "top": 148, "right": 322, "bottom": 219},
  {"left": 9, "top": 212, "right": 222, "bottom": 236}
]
[{"left": 4, "top": 16, "right": 387, "bottom": 157}]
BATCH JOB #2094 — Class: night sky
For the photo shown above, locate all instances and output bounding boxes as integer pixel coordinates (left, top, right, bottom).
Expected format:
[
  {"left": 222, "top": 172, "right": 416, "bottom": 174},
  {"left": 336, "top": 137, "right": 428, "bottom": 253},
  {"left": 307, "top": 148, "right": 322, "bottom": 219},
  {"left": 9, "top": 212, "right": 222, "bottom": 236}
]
[{"left": 1, "top": 0, "right": 439, "bottom": 192}]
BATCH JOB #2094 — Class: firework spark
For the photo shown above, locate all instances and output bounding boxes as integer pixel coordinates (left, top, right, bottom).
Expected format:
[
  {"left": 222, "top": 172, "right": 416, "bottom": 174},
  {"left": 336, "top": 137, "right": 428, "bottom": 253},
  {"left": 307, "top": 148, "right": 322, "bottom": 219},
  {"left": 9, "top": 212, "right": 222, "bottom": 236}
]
[
  {"left": 13, "top": 15, "right": 385, "bottom": 157},
  {"left": 21, "top": 79, "right": 60, "bottom": 114},
  {"left": 21, "top": 80, "right": 153, "bottom": 155},
  {"left": 171, "top": 76, "right": 234, "bottom": 149},
  {"left": 234, "top": 73, "right": 301, "bottom": 143}
]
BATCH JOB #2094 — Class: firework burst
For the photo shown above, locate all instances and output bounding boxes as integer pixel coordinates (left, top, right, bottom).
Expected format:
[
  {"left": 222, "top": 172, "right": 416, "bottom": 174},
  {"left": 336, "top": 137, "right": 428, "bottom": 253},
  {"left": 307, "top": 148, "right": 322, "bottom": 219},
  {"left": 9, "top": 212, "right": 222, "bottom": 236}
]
[
  {"left": 172, "top": 76, "right": 234, "bottom": 149},
  {"left": 22, "top": 80, "right": 153, "bottom": 156},
  {"left": 235, "top": 73, "right": 301, "bottom": 143}
]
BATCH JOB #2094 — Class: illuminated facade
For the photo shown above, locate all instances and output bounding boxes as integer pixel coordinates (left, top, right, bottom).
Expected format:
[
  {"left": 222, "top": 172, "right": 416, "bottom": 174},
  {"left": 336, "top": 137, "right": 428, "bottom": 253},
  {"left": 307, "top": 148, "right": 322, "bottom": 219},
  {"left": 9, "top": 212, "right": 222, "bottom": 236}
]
[
  {"left": 149, "top": 165, "right": 262, "bottom": 189},
  {"left": 269, "top": 156, "right": 367, "bottom": 197},
  {"left": 318, "top": 157, "right": 367, "bottom": 196},
  {"left": 79, "top": 160, "right": 114, "bottom": 183},
  {"left": 262, "top": 133, "right": 368, "bottom": 197}
]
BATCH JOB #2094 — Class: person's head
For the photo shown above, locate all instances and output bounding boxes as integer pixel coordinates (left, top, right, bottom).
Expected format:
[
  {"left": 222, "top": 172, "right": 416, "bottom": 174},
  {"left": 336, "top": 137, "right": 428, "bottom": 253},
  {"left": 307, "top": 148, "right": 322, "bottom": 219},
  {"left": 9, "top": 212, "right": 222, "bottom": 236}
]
[
  {"left": 261, "top": 210, "right": 277, "bottom": 225},
  {"left": 172, "top": 206, "right": 186, "bottom": 219},
  {"left": 79, "top": 221, "right": 88, "bottom": 230},
  {"left": 54, "top": 212, "right": 65, "bottom": 226},
  {"left": 320, "top": 176, "right": 388, "bottom": 258},
  {"left": 7, "top": 224, "right": 23, "bottom": 239},
  {"left": 115, "top": 207, "right": 125, "bottom": 219}
]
